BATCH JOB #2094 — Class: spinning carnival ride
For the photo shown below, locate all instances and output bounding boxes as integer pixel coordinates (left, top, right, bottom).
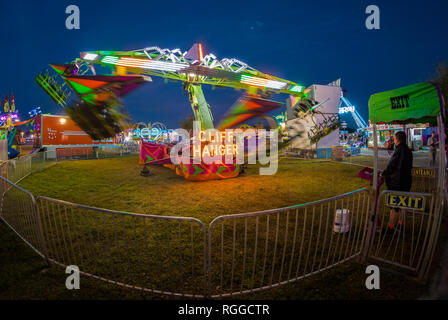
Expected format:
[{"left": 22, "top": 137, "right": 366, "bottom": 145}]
[{"left": 36, "top": 44, "right": 335, "bottom": 180}]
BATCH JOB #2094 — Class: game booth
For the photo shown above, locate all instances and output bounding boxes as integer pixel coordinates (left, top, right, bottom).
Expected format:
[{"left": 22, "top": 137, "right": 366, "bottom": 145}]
[{"left": 364, "top": 81, "right": 445, "bottom": 281}]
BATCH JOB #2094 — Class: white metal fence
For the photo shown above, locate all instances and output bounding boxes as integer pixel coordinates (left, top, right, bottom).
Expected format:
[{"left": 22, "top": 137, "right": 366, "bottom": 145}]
[
  {"left": 5, "top": 155, "right": 32, "bottom": 184},
  {"left": 367, "top": 190, "right": 443, "bottom": 280},
  {"left": 36, "top": 196, "right": 207, "bottom": 297},
  {"left": 52, "top": 145, "right": 139, "bottom": 161},
  {"left": 0, "top": 176, "right": 47, "bottom": 261},
  {"left": 0, "top": 147, "right": 140, "bottom": 184},
  {"left": 207, "top": 188, "right": 370, "bottom": 298},
  {"left": 0, "top": 150, "right": 444, "bottom": 298},
  {"left": 0, "top": 173, "right": 372, "bottom": 298}
]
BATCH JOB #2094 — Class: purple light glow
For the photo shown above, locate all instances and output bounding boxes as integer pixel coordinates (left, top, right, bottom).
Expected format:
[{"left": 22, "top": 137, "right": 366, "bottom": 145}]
[{"left": 0, "top": 113, "right": 19, "bottom": 122}]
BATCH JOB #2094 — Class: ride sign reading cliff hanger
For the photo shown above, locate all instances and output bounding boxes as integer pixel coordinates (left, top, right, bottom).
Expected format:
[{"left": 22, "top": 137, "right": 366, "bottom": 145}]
[
  {"left": 194, "top": 130, "right": 240, "bottom": 158},
  {"left": 170, "top": 121, "right": 279, "bottom": 175},
  {"left": 386, "top": 193, "right": 426, "bottom": 211}
]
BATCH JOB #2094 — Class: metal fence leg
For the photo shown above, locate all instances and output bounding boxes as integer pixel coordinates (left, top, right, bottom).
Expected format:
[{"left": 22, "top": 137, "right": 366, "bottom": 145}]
[
  {"left": 34, "top": 199, "right": 51, "bottom": 267},
  {"left": 362, "top": 124, "right": 379, "bottom": 262},
  {"left": 206, "top": 226, "right": 211, "bottom": 298},
  {"left": 420, "top": 195, "right": 443, "bottom": 281},
  {"left": 420, "top": 115, "right": 447, "bottom": 281},
  {"left": 362, "top": 191, "right": 376, "bottom": 262}
]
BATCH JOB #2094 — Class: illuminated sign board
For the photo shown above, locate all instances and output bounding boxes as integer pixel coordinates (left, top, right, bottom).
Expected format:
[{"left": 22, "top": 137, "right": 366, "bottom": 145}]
[
  {"left": 412, "top": 168, "right": 435, "bottom": 178},
  {"left": 386, "top": 193, "right": 426, "bottom": 211},
  {"left": 132, "top": 122, "right": 177, "bottom": 144},
  {"left": 367, "top": 124, "right": 404, "bottom": 131},
  {"left": 338, "top": 106, "right": 355, "bottom": 114},
  {"left": 192, "top": 130, "right": 240, "bottom": 158},
  {"left": 133, "top": 127, "right": 162, "bottom": 139},
  {"left": 0, "top": 113, "right": 19, "bottom": 122}
]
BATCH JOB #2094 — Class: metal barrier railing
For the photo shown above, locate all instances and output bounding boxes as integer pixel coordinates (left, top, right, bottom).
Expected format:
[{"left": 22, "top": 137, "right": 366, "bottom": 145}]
[
  {"left": 0, "top": 161, "right": 7, "bottom": 179},
  {"left": 2, "top": 147, "right": 140, "bottom": 185},
  {"left": 0, "top": 175, "right": 207, "bottom": 298},
  {"left": 35, "top": 196, "right": 208, "bottom": 298},
  {"left": 46, "top": 147, "right": 139, "bottom": 162},
  {"left": 0, "top": 149, "right": 444, "bottom": 297},
  {"left": 0, "top": 169, "right": 371, "bottom": 298},
  {"left": 5, "top": 155, "right": 32, "bottom": 184},
  {"left": 207, "top": 188, "right": 370, "bottom": 298},
  {"left": 280, "top": 148, "right": 317, "bottom": 160},
  {"left": 367, "top": 190, "right": 437, "bottom": 279},
  {"left": 411, "top": 167, "right": 438, "bottom": 194},
  {"left": 0, "top": 176, "right": 48, "bottom": 260},
  {"left": 2, "top": 151, "right": 55, "bottom": 184}
]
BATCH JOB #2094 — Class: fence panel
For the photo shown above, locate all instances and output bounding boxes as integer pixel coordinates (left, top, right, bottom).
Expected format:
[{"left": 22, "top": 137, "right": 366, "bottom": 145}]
[
  {"left": 5, "top": 151, "right": 59, "bottom": 183},
  {"left": 280, "top": 148, "right": 317, "bottom": 160},
  {"left": 30, "top": 151, "right": 58, "bottom": 173},
  {"left": 0, "top": 176, "right": 47, "bottom": 259},
  {"left": 208, "top": 188, "right": 370, "bottom": 298},
  {"left": 6, "top": 155, "right": 32, "bottom": 184},
  {"left": 411, "top": 167, "right": 438, "bottom": 194},
  {"left": 36, "top": 196, "right": 207, "bottom": 298},
  {"left": 0, "top": 161, "right": 7, "bottom": 178},
  {"left": 2, "top": 146, "right": 443, "bottom": 297},
  {"left": 368, "top": 190, "right": 436, "bottom": 277}
]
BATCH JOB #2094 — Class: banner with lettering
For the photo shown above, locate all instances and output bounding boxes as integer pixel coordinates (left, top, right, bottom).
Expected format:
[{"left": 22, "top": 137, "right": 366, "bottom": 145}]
[{"left": 368, "top": 82, "right": 442, "bottom": 124}]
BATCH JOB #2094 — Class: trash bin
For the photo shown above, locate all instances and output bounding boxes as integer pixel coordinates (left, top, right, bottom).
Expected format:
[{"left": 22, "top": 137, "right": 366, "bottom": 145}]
[{"left": 334, "top": 209, "right": 350, "bottom": 233}]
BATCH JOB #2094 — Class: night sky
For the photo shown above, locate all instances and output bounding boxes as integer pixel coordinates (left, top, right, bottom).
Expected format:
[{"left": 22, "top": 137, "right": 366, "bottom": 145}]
[{"left": 1, "top": 0, "right": 447, "bottom": 128}]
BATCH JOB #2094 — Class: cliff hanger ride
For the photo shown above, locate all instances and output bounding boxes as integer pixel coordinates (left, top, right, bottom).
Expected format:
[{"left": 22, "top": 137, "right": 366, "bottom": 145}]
[
  {"left": 35, "top": 43, "right": 340, "bottom": 181},
  {"left": 36, "top": 43, "right": 313, "bottom": 138}
]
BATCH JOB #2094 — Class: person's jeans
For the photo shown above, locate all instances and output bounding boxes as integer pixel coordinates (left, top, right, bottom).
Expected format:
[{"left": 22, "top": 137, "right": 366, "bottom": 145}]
[{"left": 429, "top": 149, "right": 437, "bottom": 167}]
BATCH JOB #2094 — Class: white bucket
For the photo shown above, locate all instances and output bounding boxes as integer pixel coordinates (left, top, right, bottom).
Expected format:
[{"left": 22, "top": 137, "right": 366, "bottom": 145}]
[{"left": 334, "top": 209, "right": 350, "bottom": 233}]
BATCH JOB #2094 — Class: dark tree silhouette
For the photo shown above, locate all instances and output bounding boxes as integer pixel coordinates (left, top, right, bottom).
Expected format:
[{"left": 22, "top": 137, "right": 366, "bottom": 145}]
[
  {"left": 434, "top": 63, "right": 448, "bottom": 104},
  {"left": 432, "top": 63, "right": 448, "bottom": 128},
  {"left": 179, "top": 114, "right": 195, "bottom": 131}
]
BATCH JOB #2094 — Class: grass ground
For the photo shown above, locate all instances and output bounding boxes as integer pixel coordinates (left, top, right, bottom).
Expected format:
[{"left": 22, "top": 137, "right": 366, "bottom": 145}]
[
  {"left": 19, "top": 156, "right": 369, "bottom": 223},
  {"left": 0, "top": 156, "right": 432, "bottom": 299},
  {"left": 0, "top": 221, "right": 428, "bottom": 300}
]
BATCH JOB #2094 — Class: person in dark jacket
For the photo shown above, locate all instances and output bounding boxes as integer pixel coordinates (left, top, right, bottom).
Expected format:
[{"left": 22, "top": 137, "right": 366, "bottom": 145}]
[{"left": 381, "top": 131, "right": 413, "bottom": 232}]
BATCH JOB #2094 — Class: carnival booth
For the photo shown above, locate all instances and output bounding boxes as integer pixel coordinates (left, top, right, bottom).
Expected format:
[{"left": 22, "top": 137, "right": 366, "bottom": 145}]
[
  {"left": 365, "top": 124, "right": 405, "bottom": 149},
  {"left": 364, "top": 123, "right": 429, "bottom": 150},
  {"left": 366, "top": 81, "right": 445, "bottom": 281}
]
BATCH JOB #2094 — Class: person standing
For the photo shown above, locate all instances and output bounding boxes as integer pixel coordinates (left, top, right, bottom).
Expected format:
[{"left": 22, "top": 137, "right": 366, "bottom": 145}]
[
  {"left": 427, "top": 132, "right": 438, "bottom": 167},
  {"left": 381, "top": 131, "right": 413, "bottom": 233},
  {"left": 445, "top": 132, "right": 448, "bottom": 168},
  {"left": 386, "top": 136, "right": 395, "bottom": 155}
]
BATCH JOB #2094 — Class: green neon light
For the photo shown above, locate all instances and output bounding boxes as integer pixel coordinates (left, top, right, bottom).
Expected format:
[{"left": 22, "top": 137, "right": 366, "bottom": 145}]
[
  {"left": 101, "top": 56, "right": 119, "bottom": 64},
  {"left": 290, "top": 85, "right": 304, "bottom": 93},
  {"left": 35, "top": 75, "right": 67, "bottom": 105},
  {"left": 239, "top": 75, "right": 286, "bottom": 90}
]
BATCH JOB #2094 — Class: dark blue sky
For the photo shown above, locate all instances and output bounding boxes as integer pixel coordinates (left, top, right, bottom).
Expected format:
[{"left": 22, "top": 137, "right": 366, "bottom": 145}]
[{"left": 1, "top": 0, "right": 447, "bottom": 128}]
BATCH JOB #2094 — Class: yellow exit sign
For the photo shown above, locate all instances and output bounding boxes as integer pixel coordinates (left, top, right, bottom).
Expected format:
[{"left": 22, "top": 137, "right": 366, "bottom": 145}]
[{"left": 386, "top": 194, "right": 426, "bottom": 211}]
